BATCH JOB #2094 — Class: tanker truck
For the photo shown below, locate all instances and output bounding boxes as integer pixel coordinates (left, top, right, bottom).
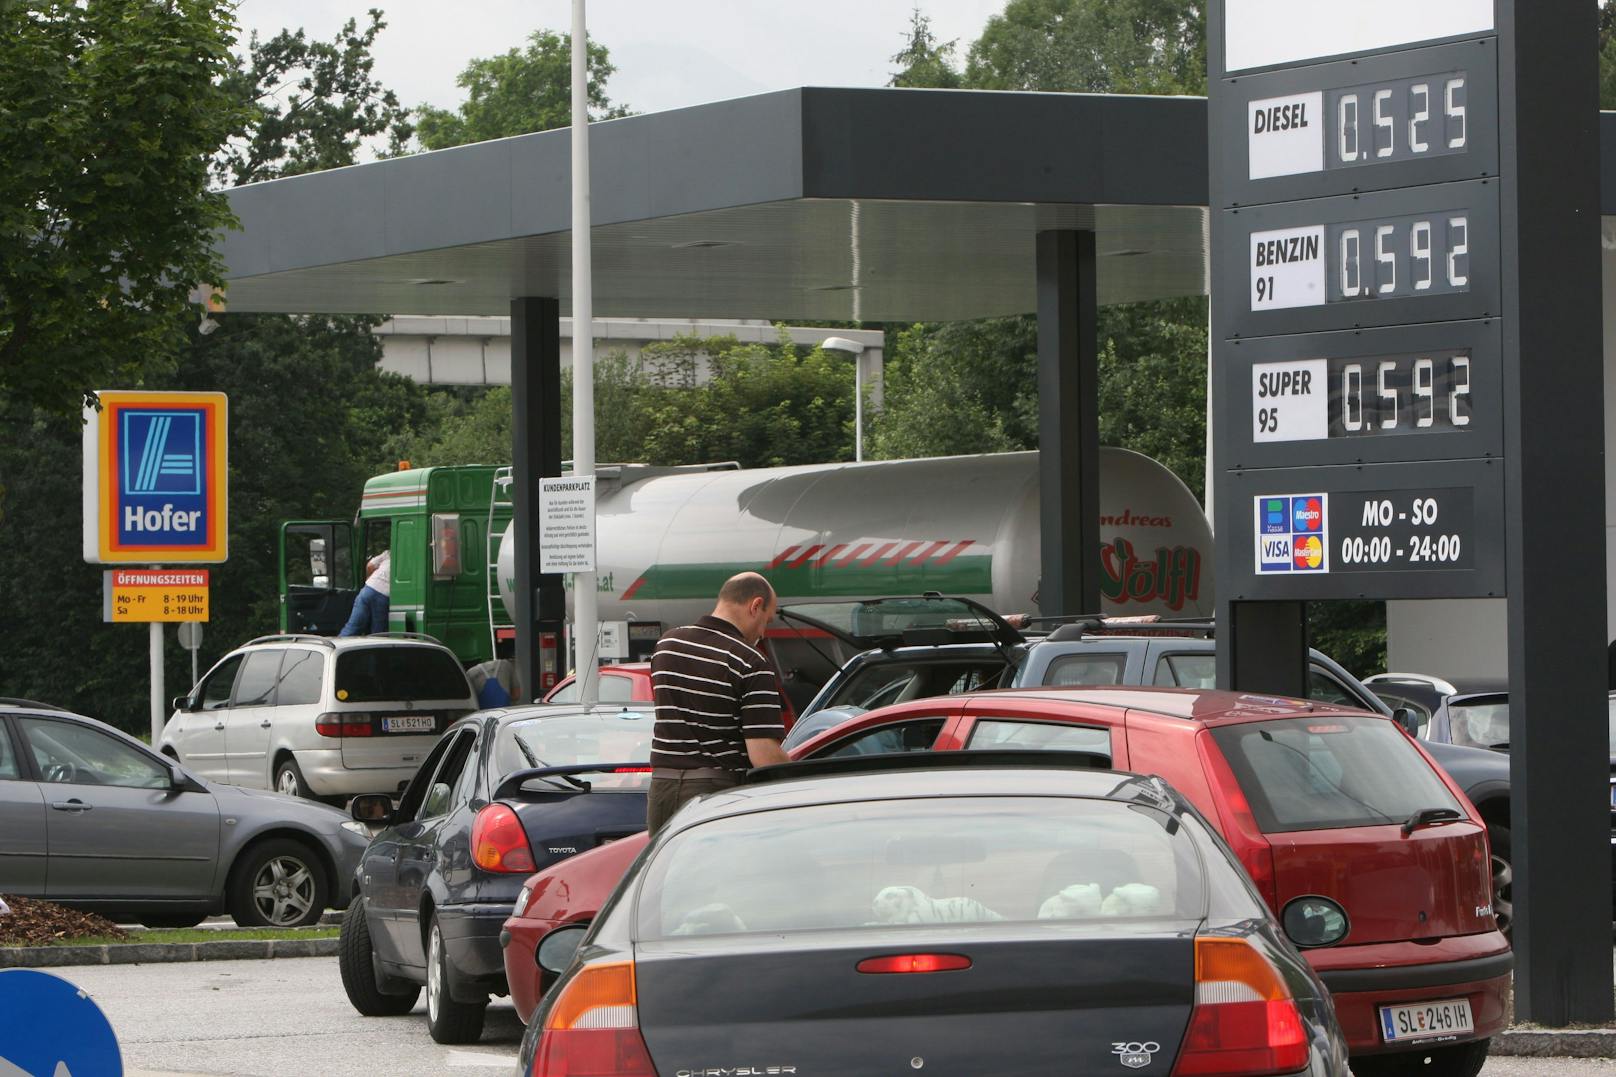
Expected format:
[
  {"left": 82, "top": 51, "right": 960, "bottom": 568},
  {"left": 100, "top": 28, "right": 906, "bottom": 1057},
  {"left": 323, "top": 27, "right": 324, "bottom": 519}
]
[{"left": 278, "top": 448, "right": 1212, "bottom": 673}]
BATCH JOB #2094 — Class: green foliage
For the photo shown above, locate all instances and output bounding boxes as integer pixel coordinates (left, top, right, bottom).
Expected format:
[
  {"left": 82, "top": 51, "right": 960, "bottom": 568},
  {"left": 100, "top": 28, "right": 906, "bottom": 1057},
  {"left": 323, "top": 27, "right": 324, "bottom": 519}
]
[
  {"left": 890, "top": 8, "right": 963, "bottom": 88},
  {"left": 0, "top": 0, "right": 247, "bottom": 418},
  {"left": 870, "top": 300, "right": 1208, "bottom": 501},
  {"left": 402, "top": 334, "right": 857, "bottom": 472},
  {"left": 1308, "top": 600, "right": 1388, "bottom": 680},
  {"left": 415, "top": 30, "right": 627, "bottom": 150},
  {"left": 966, "top": 0, "right": 1206, "bottom": 95},
  {"left": 213, "top": 9, "right": 415, "bottom": 187}
]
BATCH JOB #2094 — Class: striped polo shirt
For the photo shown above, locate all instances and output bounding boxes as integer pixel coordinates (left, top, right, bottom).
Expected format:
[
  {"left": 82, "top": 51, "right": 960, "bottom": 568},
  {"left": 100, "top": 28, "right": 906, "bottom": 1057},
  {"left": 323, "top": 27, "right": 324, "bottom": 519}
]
[{"left": 650, "top": 615, "right": 784, "bottom": 772}]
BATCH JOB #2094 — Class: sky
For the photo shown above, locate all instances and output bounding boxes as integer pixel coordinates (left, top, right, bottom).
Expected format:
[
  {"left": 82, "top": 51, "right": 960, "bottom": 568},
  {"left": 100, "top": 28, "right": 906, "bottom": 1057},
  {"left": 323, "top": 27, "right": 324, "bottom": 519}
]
[{"left": 233, "top": 1, "right": 1008, "bottom": 122}]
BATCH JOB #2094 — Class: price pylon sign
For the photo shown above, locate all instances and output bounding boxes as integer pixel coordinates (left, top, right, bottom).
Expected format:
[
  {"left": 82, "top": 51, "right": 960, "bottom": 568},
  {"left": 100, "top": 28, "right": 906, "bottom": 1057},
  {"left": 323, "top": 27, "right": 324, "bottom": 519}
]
[
  {"left": 102, "top": 569, "right": 211, "bottom": 623},
  {"left": 83, "top": 390, "right": 228, "bottom": 564}
]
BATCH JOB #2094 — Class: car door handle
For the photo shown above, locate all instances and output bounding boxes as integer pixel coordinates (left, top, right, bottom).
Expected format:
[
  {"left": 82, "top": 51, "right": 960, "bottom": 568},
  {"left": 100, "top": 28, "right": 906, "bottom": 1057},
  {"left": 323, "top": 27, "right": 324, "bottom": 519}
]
[
  {"left": 214, "top": 722, "right": 226, "bottom": 731},
  {"left": 259, "top": 720, "right": 272, "bottom": 728},
  {"left": 50, "top": 800, "right": 92, "bottom": 813}
]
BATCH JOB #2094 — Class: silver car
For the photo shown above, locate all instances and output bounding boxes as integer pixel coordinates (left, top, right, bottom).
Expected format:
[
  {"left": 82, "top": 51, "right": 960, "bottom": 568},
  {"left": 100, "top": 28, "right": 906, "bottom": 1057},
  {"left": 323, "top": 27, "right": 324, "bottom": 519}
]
[{"left": 0, "top": 699, "right": 367, "bottom": 927}]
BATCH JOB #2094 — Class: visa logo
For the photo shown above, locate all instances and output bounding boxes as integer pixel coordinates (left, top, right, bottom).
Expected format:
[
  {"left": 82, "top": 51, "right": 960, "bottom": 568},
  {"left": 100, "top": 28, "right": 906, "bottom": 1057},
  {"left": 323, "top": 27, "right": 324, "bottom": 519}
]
[{"left": 1260, "top": 536, "right": 1291, "bottom": 561}]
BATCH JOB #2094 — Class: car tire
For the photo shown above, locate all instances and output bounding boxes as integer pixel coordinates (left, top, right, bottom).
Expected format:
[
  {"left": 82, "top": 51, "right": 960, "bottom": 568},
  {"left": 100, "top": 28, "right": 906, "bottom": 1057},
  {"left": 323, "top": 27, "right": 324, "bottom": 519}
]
[
  {"left": 425, "top": 915, "right": 486, "bottom": 1044},
  {"left": 226, "top": 838, "right": 328, "bottom": 927},
  {"left": 274, "top": 756, "right": 312, "bottom": 799},
  {"left": 339, "top": 898, "right": 420, "bottom": 1016},
  {"left": 139, "top": 914, "right": 208, "bottom": 929},
  {"left": 1487, "top": 825, "right": 1513, "bottom": 938},
  {"left": 1350, "top": 1039, "right": 1488, "bottom": 1077}
]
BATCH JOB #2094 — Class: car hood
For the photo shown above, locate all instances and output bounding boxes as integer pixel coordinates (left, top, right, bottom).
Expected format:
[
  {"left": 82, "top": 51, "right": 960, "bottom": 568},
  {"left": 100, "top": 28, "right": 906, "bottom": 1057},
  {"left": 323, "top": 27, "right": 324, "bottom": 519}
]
[{"left": 207, "top": 781, "right": 349, "bottom": 820}]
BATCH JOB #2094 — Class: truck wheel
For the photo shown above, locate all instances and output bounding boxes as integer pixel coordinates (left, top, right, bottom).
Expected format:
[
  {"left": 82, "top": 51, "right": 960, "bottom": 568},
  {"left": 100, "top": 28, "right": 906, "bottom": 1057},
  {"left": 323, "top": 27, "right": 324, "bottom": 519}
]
[
  {"left": 227, "top": 838, "right": 327, "bottom": 927},
  {"left": 1350, "top": 1039, "right": 1488, "bottom": 1077},
  {"left": 426, "top": 915, "right": 486, "bottom": 1044},
  {"left": 275, "top": 757, "right": 311, "bottom": 799},
  {"left": 339, "top": 898, "right": 419, "bottom": 1016}
]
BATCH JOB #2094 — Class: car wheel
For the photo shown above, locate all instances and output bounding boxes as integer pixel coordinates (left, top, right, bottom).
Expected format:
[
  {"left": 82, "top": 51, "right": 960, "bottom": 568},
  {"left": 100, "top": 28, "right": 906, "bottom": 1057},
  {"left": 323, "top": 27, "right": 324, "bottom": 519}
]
[
  {"left": 425, "top": 915, "right": 486, "bottom": 1044},
  {"left": 1350, "top": 1038, "right": 1488, "bottom": 1077},
  {"left": 1487, "top": 825, "right": 1512, "bottom": 938},
  {"left": 227, "top": 838, "right": 328, "bottom": 927},
  {"left": 339, "top": 897, "right": 420, "bottom": 1016},
  {"left": 275, "top": 757, "right": 312, "bottom": 799},
  {"left": 139, "top": 914, "right": 208, "bottom": 929}
]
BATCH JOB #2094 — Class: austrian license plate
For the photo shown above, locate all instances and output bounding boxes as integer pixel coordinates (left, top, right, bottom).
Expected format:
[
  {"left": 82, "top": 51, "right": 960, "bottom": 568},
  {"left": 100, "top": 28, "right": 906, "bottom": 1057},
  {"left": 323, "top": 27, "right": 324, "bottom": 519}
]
[
  {"left": 1379, "top": 998, "right": 1474, "bottom": 1043},
  {"left": 381, "top": 715, "right": 435, "bottom": 734}
]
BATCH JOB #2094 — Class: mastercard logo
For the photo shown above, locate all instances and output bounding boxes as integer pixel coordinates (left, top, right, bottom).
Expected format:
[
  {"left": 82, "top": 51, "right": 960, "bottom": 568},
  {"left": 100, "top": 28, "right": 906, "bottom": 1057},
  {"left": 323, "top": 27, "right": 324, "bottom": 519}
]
[{"left": 1293, "top": 535, "right": 1323, "bottom": 569}]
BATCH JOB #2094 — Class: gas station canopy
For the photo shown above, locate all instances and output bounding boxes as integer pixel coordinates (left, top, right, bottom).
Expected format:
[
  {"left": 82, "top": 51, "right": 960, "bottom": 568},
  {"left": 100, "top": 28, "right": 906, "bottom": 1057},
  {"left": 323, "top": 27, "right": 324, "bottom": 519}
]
[{"left": 217, "top": 88, "right": 1211, "bottom": 321}]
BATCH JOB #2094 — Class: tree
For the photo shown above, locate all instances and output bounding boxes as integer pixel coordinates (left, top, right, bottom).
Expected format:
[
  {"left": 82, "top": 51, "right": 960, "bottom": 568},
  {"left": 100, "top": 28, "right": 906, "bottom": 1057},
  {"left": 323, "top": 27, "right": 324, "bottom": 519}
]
[
  {"left": 0, "top": 0, "right": 246, "bottom": 418},
  {"left": 415, "top": 30, "right": 628, "bottom": 150},
  {"left": 966, "top": 0, "right": 1206, "bottom": 96},
  {"left": 213, "top": 9, "right": 414, "bottom": 188},
  {"left": 1600, "top": 0, "right": 1616, "bottom": 108},
  {"left": 890, "top": 8, "right": 963, "bottom": 88}
]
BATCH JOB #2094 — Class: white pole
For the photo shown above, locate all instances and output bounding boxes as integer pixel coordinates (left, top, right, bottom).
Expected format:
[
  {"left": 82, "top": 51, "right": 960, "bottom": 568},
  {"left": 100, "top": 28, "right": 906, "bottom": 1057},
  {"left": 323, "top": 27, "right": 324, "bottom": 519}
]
[
  {"left": 150, "top": 621, "right": 165, "bottom": 745},
  {"left": 571, "top": 0, "right": 600, "bottom": 706},
  {"left": 854, "top": 353, "right": 864, "bottom": 462}
]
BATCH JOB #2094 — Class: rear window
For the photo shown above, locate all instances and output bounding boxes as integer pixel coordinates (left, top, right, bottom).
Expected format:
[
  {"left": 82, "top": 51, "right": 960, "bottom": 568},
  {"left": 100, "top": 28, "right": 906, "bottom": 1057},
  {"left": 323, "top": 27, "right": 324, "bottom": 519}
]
[
  {"left": 494, "top": 709, "right": 654, "bottom": 790},
  {"left": 335, "top": 646, "right": 470, "bottom": 703},
  {"left": 637, "top": 796, "right": 1204, "bottom": 939},
  {"left": 825, "top": 661, "right": 1003, "bottom": 710},
  {"left": 1044, "top": 653, "right": 1126, "bottom": 686},
  {"left": 1211, "top": 715, "right": 1462, "bottom": 833},
  {"left": 1446, "top": 699, "right": 1509, "bottom": 750}
]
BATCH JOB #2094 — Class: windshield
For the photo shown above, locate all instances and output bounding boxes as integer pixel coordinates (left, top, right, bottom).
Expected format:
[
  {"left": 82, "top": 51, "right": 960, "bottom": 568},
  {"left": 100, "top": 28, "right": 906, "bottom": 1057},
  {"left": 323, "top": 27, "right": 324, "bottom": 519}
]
[
  {"left": 1211, "top": 714, "right": 1462, "bottom": 833},
  {"left": 1447, "top": 699, "right": 1509, "bottom": 749},
  {"left": 493, "top": 709, "right": 654, "bottom": 790},
  {"left": 782, "top": 597, "right": 1010, "bottom": 645},
  {"left": 334, "top": 647, "right": 470, "bottom": 703},
  {"left": 636, "top": 795, "right": 1205, "bottom": 939}
]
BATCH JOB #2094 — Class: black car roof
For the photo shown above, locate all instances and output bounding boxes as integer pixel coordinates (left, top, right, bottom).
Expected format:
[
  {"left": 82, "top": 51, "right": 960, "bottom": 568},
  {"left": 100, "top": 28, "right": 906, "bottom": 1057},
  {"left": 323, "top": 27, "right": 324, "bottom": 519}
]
[{"left": 663, "top": 757, "right": 1185, "bottom": 831}]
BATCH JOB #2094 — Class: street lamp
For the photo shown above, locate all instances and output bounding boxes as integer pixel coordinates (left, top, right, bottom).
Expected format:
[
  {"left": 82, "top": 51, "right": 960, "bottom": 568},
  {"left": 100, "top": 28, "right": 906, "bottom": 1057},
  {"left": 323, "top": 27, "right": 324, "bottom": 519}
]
[{"left": 821, "top": 336, "right": 864, "bottom": 461}]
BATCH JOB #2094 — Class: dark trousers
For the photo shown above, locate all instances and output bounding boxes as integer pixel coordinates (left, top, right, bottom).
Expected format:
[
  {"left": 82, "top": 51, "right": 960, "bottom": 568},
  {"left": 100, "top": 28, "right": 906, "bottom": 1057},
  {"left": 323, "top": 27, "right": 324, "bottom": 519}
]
[{"left": 647, "top": 770, "right": 739, "bottom": 836}]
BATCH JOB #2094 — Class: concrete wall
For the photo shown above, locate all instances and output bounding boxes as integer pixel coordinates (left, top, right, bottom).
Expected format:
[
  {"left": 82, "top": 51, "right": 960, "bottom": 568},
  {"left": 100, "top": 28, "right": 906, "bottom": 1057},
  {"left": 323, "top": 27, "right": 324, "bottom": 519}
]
[{"left": 1385, "top": 219, "right": 1616, "bottom": 679}]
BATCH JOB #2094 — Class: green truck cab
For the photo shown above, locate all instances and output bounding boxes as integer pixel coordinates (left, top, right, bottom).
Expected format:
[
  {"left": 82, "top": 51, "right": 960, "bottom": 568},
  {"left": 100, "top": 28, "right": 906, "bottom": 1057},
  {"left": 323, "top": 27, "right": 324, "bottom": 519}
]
[{"left": 279, "top": 465, "right": 512, "bottom": 665}]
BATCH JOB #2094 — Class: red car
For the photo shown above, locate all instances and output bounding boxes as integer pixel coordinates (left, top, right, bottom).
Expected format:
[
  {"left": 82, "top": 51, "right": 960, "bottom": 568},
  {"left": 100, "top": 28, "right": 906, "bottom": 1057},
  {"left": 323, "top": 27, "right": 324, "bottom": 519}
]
[
  {"left": 542, "top": 663, "right": 653, "bottom": 705},
  {"left": 503, "top": 687, "right": 1510, "bottom": 1075}
]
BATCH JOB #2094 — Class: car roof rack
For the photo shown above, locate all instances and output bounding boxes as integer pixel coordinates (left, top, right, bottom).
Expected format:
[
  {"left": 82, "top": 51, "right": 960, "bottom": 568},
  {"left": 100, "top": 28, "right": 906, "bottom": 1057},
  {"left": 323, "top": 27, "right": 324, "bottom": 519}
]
[
  {"left": 367, "top": 631, "right": 448, "bottom": 645},
  {"left": 746, "top": 748, "right": 1114, "bottom": 786},
  {"left": 243, "top": 634, "right": 338, "bottom": 648}
]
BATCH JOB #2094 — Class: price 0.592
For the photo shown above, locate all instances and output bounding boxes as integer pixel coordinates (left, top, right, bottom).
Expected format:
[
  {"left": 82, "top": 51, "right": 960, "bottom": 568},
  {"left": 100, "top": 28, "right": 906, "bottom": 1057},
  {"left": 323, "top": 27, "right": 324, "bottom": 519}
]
[
  {"left": 1331, "top": 213, "right": 1469, "bottom": 302},
  {"left": 1331, "top": 352, "right": 1472, "bottom": 436}
]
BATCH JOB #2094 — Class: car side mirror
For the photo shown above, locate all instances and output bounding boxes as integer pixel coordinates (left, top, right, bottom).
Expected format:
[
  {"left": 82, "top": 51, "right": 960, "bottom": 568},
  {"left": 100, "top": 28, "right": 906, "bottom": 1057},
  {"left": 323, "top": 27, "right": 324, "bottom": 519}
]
[
  {"left": 351, "top": 793, "right": 395, "bottom": 825},
  {"left": 536, "top": 924, "right": 590, "bottom": 975},
  {"left": 171, "top": 695, "right": 193, "bottom": 713},
  {"left": 1392, "top": 707, "right": 1420, "bottom": 734},
  {"left": 168, "top": 763, "right": 207, "bottom": 794}
]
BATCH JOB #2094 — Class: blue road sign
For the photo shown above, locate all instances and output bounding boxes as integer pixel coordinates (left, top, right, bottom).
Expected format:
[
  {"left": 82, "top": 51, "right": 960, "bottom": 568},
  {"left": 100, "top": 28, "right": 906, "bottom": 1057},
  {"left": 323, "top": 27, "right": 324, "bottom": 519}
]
[{"left": 0, "top": 969, "right": 122, "bottom": 1077}]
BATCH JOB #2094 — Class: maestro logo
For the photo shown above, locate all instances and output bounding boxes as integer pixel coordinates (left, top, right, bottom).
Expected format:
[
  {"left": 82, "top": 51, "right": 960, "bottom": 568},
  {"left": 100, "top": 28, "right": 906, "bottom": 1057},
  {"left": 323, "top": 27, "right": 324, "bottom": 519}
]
[{"left": 1291, "top": 495, "right": 1324, "bottom": 533}]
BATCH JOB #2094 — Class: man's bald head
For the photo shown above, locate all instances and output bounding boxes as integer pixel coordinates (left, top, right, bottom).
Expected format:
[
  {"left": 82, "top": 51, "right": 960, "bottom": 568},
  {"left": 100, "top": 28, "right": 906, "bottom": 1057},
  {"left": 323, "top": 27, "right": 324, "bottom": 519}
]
[{"left": 713, "top": 572, "right": 778, "bottom": 643}]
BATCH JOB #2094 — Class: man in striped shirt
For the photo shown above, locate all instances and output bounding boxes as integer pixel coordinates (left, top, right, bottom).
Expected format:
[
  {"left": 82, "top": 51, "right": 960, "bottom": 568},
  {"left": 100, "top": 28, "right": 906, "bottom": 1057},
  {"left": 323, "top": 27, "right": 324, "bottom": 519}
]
[{"left": 647, "top": 572, "right": 790, "bottom": 835}]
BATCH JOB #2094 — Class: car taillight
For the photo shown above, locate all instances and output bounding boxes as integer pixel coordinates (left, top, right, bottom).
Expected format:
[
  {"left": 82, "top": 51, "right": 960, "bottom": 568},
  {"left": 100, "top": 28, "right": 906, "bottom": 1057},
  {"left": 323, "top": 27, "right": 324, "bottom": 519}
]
[
  {"left": 1196, "top": 732, "right": 1276, "bottom": 908},
  {"left": 1171, "top": 937, "right": 1309, "bottom": 1077},
  {"left": 856, "top": 953, "right": 972, "bottom": 974},
  {"left": 532, "top": 961, "right": 655, "bottom": 1077},
  {"left": 472, "top": 803, "right": 536, "bottom": 873},
  {"left": 314, "top": 713, "right": 374, "bottom": 738}
]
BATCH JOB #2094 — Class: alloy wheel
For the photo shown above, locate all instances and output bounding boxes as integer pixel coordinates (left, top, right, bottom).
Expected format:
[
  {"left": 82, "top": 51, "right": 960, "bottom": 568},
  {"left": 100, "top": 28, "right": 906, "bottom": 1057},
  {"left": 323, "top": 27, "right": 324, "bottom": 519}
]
[
  {"left": 427, "top": 924, "right": 443, "bottom": 1023},
  {"left": 1491, "top": 853, "right": 1513, "bottom": 935},
  {"left": 276, "top": 767, "right": 300, "bottom": 797},
  {"left": 251, "top": 855, "right": 316, "bottom": 926}
]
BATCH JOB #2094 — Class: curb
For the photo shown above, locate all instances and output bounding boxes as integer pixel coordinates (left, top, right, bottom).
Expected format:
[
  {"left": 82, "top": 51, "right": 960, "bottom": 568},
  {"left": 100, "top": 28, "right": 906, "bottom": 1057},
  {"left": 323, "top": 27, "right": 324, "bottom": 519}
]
[
  {"left": 1493, "top": 1028, "right": 1616, "bottom": 1058},
  {"left": 0, "top": 936, "right": 338, "bottom": 968}
]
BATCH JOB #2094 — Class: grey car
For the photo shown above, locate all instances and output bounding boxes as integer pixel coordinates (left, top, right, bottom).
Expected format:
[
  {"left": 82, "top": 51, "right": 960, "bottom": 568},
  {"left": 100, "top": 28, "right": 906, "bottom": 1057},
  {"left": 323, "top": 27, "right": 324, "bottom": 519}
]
[{"left": 0, "top": 699, "right": 367, "bottom": 927}]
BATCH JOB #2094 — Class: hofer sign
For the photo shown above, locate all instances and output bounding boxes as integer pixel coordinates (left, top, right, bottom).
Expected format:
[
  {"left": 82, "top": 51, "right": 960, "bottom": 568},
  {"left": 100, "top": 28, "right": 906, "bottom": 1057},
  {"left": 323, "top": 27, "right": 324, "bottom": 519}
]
[{"left": 83, "top": 390, "right": 228, "bottom": 564}]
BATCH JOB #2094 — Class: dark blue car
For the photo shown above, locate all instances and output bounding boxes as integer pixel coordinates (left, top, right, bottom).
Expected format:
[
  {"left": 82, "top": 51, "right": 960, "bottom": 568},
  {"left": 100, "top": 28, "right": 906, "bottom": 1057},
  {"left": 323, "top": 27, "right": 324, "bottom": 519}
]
[{"left": 337, "top": 703, "right": 653, "bottom": 1043}]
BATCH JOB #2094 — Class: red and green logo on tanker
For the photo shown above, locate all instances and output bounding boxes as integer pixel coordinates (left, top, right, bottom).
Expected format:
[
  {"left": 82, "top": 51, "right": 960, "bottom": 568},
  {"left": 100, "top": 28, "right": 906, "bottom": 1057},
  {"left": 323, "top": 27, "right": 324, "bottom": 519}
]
[{"left": 616, "top": 536, "right": 1202, "bottom": 611}]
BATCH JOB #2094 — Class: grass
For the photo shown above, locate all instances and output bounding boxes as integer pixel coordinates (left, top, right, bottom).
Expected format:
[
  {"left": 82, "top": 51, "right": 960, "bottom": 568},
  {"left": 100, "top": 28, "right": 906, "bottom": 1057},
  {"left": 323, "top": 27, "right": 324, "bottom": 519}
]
[{"left": 40, "top": 925, "right": 339, "bottom": 948}]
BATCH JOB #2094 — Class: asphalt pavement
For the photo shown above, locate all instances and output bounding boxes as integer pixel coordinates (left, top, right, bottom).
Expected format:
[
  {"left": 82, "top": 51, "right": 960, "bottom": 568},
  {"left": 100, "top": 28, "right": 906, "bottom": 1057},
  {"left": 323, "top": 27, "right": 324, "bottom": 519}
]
[{"left": 40, "top": 957, "right": 1612, "bottom": 1077}]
